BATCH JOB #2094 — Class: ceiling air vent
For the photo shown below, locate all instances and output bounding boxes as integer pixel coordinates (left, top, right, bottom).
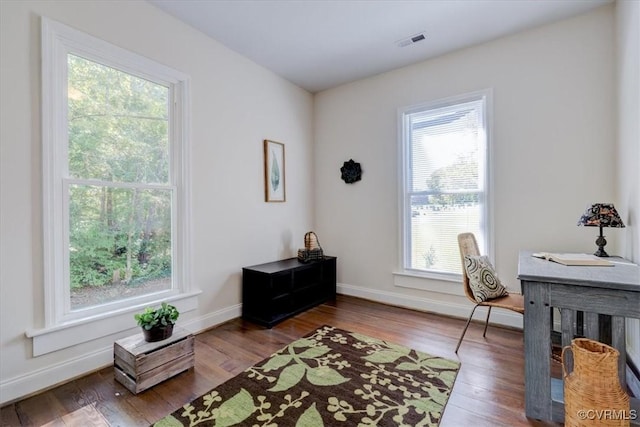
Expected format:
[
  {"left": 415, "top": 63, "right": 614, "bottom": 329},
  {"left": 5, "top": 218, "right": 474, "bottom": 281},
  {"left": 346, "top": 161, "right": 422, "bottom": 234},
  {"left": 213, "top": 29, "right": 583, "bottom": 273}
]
[{"left": 396, "top": 31, "right": 427, "bottom": 48}]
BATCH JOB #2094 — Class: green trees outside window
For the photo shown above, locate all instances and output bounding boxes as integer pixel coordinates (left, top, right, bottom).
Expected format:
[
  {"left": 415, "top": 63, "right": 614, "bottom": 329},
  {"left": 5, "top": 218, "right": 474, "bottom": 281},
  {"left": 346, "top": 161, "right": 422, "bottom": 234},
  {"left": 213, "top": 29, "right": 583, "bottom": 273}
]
[{"left": 67, "top": 55, "right": 172, "bottom": 309}]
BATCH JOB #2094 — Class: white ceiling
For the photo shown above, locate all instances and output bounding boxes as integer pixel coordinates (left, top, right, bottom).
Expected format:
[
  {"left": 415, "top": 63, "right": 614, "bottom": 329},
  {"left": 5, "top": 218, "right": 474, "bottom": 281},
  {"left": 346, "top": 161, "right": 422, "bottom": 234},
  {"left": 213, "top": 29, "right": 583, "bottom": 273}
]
[{"left": 148, "top": 0, "right": 612, "bottom": 93}]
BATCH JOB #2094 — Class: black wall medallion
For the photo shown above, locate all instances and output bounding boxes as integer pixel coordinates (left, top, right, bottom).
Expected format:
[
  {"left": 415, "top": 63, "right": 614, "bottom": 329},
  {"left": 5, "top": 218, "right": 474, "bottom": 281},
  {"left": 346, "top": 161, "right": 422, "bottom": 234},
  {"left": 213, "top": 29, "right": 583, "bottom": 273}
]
[{"left": 340, "top": 159, "right": 362, "bottom": 184}]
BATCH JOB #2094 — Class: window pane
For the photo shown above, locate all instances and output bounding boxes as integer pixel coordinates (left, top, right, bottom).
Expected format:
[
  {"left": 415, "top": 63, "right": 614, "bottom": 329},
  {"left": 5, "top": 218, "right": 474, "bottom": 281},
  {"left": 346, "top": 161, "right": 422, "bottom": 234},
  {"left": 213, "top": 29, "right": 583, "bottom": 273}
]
[
  {"left": 409, "top": 101, "right": 481, "bottom": 192},
  {"left": 67, "top": 55, "right": 169, "bottom": 184},
  {"left": 69, "top": 184, "right": 172, "bottom": 310},
  {"left": 409, "top": 194, "right": 481, "bottom": 273}
]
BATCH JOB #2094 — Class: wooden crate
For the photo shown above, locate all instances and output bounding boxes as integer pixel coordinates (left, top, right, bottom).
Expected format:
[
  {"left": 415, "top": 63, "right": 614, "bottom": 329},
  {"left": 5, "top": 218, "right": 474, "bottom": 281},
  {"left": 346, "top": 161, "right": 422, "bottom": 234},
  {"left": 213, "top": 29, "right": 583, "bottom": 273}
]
[{"left": 114, "top": 326, "right": 194, "bottom": 394}]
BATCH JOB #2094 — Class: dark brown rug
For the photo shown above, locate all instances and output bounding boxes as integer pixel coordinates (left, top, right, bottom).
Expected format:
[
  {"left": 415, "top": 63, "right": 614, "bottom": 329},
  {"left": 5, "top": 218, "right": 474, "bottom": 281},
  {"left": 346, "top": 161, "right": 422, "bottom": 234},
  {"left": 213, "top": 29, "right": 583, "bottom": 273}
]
[{"left": 154, "top": 325, "right": 460, "bottom": 427}]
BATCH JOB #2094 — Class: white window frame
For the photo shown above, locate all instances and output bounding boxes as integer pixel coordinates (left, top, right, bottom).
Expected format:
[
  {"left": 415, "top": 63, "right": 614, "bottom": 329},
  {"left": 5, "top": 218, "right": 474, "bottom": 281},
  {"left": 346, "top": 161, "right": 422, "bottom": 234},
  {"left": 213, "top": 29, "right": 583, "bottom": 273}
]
[
  {"left": 396, "top": 90, "right": 494, "bottom": 287},
  {"left": 28, "top": 18, "right": 198, "bottom": 356}
]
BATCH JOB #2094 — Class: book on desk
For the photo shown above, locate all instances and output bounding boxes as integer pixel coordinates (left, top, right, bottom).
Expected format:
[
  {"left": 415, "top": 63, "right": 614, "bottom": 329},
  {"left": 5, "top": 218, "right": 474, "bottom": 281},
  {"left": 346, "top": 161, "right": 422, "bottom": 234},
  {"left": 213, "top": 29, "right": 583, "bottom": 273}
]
[{"left": 531, "top": 252, "right": 614, "bottom": 266}]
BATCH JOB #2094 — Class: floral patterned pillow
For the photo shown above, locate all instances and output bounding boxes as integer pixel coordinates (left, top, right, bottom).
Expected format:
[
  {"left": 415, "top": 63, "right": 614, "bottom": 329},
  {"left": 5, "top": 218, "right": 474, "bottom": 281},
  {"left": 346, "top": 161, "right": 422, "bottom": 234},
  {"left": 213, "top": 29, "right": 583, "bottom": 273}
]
[{"left": 463, "top": 255, "right": 509, "bottom": 302}]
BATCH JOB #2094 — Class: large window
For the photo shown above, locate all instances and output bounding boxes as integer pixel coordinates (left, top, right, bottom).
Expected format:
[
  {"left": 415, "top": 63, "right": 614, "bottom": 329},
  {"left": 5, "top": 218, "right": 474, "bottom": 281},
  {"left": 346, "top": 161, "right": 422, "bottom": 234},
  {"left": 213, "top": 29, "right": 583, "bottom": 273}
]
[
  {"left": 399, "top": 91, "right": 491, "bottom": 279},
  {"left": 41, "top": 18, "right": 191, "bottom": 328}
]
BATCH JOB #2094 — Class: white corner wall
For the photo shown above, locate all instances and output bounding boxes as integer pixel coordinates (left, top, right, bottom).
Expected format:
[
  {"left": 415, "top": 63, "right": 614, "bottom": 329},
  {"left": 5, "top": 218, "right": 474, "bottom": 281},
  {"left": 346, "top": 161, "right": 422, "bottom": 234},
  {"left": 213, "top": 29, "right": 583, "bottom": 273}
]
[
  {"left": 314, "top": 6, "right": 616, "bottom": 324},
  {"left": 0, "top": 0, "right": 313, "bottom": 404},
  {"left": 615, "top": 0, "right": 640, "bottom": 376}
]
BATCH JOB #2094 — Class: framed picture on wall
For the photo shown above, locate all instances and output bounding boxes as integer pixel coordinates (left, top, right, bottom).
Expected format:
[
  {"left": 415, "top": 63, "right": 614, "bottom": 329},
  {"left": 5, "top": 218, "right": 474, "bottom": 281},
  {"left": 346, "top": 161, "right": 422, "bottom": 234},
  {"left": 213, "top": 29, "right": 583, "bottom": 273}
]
[{"left": 264, "top": 140, "right": 286, "bottom": 202}]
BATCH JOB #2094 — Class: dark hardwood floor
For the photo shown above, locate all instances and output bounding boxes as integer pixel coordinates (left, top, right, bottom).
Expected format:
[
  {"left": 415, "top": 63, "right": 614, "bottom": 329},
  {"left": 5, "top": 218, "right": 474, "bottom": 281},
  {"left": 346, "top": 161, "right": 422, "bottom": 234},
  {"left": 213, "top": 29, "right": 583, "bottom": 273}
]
[{"left": 1, "top": 295, "right": 561, "bottom": 426}]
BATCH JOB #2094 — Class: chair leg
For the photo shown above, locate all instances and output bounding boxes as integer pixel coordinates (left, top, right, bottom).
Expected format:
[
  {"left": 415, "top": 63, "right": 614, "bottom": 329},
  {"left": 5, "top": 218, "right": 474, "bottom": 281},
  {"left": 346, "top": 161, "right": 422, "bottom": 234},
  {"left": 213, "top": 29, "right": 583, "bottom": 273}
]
[
  {"left": 483, "top": 306, "right": 493, "bottom": 337},
  {"left": 455, "top": 304, "right": 480, "bottom": 353}
]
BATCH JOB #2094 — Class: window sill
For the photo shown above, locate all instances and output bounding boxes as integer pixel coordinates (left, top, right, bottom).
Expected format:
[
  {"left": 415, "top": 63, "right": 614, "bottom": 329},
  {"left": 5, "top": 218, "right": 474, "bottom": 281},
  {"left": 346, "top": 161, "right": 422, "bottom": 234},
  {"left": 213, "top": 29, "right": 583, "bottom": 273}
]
[
  {"left": 25, "top": 290, "right": 201, "bottom": 356},
  {"left": 393, "top": 270, "right": 464, "bottom": 296}
]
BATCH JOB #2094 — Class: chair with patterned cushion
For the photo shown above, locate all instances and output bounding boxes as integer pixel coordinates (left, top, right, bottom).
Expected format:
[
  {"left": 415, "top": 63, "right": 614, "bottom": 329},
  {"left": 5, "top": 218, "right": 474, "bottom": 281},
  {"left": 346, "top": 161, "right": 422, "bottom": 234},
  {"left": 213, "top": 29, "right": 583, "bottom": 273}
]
[{"left": 455, "top": 232, "right": 524, "bottom": 353}]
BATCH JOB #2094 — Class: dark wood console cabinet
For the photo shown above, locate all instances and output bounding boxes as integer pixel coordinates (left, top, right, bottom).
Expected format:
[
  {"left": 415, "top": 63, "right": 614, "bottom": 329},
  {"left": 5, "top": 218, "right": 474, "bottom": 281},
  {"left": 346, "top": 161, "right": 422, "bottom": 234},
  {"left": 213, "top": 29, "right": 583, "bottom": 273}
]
[{"left": 242, "top": 256, "right": 336, "bottom": 328}]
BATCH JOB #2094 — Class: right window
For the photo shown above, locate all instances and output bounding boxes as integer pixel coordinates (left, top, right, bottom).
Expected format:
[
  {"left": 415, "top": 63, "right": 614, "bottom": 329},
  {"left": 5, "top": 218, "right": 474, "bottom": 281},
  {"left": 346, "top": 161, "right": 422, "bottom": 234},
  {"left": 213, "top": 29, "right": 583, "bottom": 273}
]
[{"left": 399, "top": 90, "right": 492, "bottom": 278}]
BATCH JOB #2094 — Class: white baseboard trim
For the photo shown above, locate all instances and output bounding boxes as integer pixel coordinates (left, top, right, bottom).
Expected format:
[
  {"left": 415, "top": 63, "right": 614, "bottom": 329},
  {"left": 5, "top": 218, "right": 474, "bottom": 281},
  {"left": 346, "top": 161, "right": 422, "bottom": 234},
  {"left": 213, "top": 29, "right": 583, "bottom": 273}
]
[
  {"left": 0, "top": 304, "right": 241, "bottom": 406},
  {"left": 0, "top": 346, "right": 114, "bottom": 407},
  {"left": 180, "top": 303, "right": 242, "bottom": 334},
  {"left": 337, "top": 282, "right": 524, "bottom": 330}
]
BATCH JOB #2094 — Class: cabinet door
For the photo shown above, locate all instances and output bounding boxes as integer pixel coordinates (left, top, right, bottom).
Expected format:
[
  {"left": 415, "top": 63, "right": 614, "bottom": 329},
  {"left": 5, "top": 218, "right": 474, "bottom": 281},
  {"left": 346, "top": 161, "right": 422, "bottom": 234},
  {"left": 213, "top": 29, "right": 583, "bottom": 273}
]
[
  {"left": 271, "top": 271, "right": 292, "bottom": 297},
  {"left": 292, "top": 264, "right": 321, "bottom": 292}
]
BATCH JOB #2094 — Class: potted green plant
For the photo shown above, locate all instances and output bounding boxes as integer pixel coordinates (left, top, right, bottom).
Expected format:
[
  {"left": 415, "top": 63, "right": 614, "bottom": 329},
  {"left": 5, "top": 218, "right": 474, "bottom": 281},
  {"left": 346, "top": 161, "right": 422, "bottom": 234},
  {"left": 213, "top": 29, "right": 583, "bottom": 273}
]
[{"left": 134, "top": 302, "right": 179, "bottom": 342}]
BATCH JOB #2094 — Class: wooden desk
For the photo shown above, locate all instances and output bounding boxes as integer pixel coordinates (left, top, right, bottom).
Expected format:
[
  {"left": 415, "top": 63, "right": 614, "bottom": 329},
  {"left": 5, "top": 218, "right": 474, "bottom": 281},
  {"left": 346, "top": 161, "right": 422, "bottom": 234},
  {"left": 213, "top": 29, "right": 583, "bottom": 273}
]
[{"left": 518, "top": 251, "right": 640, "bottom": 423}]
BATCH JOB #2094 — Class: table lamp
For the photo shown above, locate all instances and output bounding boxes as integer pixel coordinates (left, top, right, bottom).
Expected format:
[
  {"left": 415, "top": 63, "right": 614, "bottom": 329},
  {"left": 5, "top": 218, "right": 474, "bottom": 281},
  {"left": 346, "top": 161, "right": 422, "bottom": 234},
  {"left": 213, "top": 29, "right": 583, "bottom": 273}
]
[{"left": 577, "top": 203, "right": 625, "bottom": 257}]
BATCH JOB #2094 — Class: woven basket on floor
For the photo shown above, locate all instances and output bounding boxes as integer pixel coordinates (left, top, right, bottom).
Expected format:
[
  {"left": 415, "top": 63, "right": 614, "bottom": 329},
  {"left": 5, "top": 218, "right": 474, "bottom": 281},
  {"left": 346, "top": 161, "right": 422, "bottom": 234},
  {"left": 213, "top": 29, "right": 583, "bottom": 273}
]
[{"left": 562, "top": 338, "right": 630, "bottom": 427}]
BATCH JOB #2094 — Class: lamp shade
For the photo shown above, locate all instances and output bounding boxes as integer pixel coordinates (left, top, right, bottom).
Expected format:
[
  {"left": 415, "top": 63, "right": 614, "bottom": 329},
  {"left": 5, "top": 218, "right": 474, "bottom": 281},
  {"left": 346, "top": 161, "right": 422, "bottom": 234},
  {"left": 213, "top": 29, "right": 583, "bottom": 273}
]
[{"left": 577, "top": 203, "right": 625, "bottom": 228}]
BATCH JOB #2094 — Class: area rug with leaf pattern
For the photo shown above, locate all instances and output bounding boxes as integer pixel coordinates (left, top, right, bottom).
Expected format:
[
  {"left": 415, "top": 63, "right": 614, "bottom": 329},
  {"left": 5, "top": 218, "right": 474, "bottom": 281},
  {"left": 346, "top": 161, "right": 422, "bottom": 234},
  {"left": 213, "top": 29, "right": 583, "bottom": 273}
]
[{"left": 154, "top": 325, "right": 460, "bottom": 427}]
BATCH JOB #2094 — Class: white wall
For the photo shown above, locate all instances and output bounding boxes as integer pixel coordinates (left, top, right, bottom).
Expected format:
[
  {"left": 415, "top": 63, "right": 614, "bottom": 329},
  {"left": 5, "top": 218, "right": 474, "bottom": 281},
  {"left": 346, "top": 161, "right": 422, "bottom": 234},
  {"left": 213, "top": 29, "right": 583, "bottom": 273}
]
[
  {"left": 615, "top": 0, "right": 640, "bottom": 378},
  {"left": 0, "top": 0, "right": 313, "bottom": 404},
  {"left": 314, "top": 6, "right": 616, "bottom": 325}
]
